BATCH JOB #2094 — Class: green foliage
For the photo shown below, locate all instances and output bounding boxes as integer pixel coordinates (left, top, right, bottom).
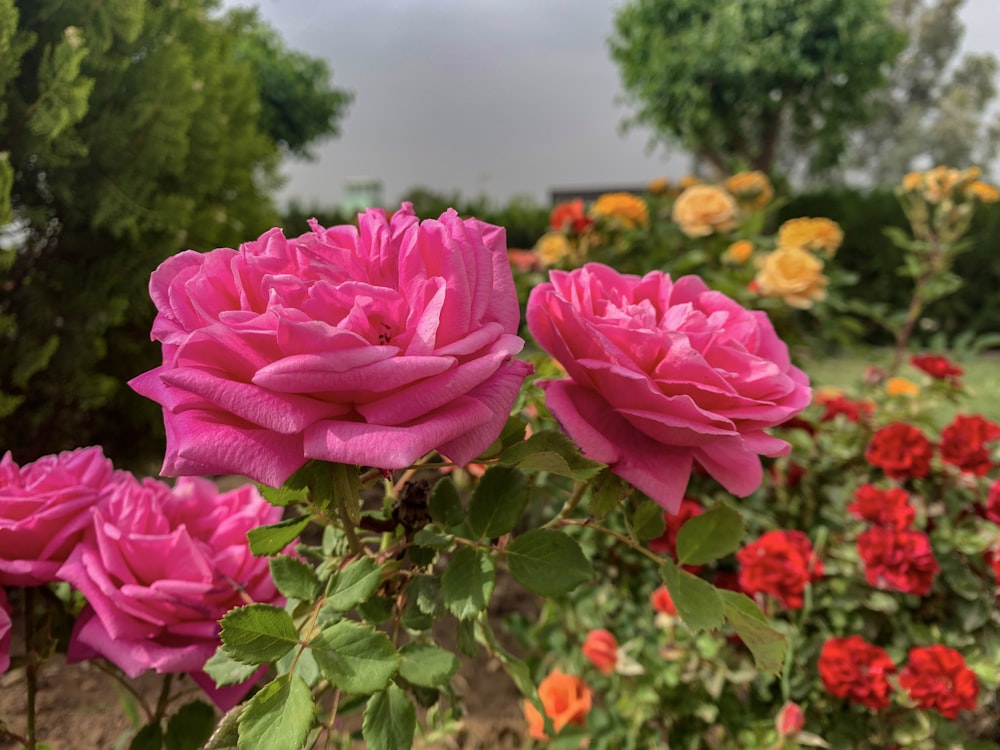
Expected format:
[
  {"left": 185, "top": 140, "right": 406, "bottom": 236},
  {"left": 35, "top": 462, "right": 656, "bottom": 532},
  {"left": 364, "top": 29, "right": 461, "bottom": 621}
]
[{"left": 609, "top": 0, "right": 906, "bottom": 175}]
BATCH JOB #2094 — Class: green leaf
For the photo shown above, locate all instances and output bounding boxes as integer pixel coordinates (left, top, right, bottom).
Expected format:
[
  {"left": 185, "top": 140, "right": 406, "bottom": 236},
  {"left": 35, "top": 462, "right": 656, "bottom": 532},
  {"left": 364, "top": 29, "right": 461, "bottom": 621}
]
[
  {"left": 505, "top": 529, "right": 592, "bottom": 596},
  {"left": 675, "top": 504, "right": 745, "bottom": 566},
  {"left": 411, "top": 528, "right": 452, "bottom": 548},
  {"left": 326, "top": 556, "right": 382, "bottom": 612},
  {"left": 269, "top": 555, "right": 320, "bottom": 601},
  {"left": 257, "top": 483, "right": 309, "bottom": 508},
  {"left": 311, "top": 620, "right": 400, "bottom": 694},
  {"left": 357, "top": 595, "right": 394, "bottom": 626},
  {"left": 468, "top": 466, "right": 529, "bottom": 539},
  {"left": 362, "top": 686, "right": 416, "bottom": 750},
  {"left": 247, "top": 515, "right": 311, "bottom": 556},
  {"left": 720, "top": 590, "right": 788, "bottom": 674},
  {"left": 498, "top": 429, "right": 605, "bottom": 481},
  {"left": 237, "top": 674, "right": 313, "bottom": 750},
  {"left": 441, "top": 547, "right": 496, "bottom": 620},
  {"left": 331, "top": 462, "right": 363, "bottom": 525},
  {"left": 660, "top": 558, "right": 724, "bottom": 631},
  {"left": 165, "top": 701, "right": 216, "bottom": 750},
  {"left": 220, "top": 604, "right": 300, "bottom": 665},
  {"left": 475, "top": 619, "right": 538, "bottom": 700},
  {"left": 129, "top": 723, "right": 164, "bottom": 750},
  {"left": 204, "top": 646, "right": 261, "bottom": 687},
  {"left": 398, "top": 643, "right": 460, "bottom": 688},
  {"left": 204, "top": 706, "right": 241, "bottom": 750},
  {"left": 588, "top": 468, "right": 629, "bottom": 520},
  {"left": 631, "top": 500, "right": 666, "bottom": 541},
  {"left": 428, "top": 478, "right": 464, "bottom": 528}
]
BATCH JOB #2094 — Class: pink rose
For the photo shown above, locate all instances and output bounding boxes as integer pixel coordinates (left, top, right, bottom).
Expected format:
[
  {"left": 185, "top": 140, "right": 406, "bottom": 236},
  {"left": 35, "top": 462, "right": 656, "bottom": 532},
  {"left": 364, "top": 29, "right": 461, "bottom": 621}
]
[
  {"left": 0, "top": 447, "right": 118, "bottom": 586},
  {"left": 59, "top": 474, "right": 282, "bottom": 690},
  {"left": 130, "top": 203, "right": 532, "bottom": 486},
  {"left": 526, "top": 263, "right": 810, "bottom": 512},
  {"left": 0, "top": 588, "right": 11, "bottom": 674}
]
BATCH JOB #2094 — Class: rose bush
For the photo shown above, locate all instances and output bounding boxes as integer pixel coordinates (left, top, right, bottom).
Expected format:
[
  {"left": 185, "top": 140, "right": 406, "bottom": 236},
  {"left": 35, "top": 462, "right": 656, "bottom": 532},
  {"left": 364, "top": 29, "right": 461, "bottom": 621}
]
[
  {"left": 526, "top": 262, "right": 811, "bottom": 512},
  {"left": 129, "top": 203, "right": 532, "bottom": 487}
]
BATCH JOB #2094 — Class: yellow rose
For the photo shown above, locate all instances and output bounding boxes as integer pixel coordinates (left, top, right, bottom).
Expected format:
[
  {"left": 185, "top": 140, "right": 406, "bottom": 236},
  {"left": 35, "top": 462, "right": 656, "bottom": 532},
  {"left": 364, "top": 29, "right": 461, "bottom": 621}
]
[
  {"left": 967, "top": 180, "right": 1000, "bottom": 203},
  {"left": 648, "top": 177, "right": 670, "bottom": 196},
  {"left": 589, "top": 192, "right": 649, "bottom": 229},
  {"left": 535, "top": 232, "right": 573, "bottom": 267},
  {"left": 671, "top": 184, "right": 739, "bottom": 238},
  {"left": 754, "top": 246, "right": 828, "bottom": 309},
  {"left": 724, "top": 171, "right": 774, "bottom": 210},
  {"left": 776, "top": 217, "right": 844, "bottom": 256},
  {"left": 723, "top": 239, "right": 754, "bottom": 265},
  {"left": 923, "top": 165, "right": 961, "bottom": 203},
  {"left": 901, "top": 171, "right": 923, "bottom": 193},
  {"left": 886, "top": 377, "right": 920, "bottom": 397}
]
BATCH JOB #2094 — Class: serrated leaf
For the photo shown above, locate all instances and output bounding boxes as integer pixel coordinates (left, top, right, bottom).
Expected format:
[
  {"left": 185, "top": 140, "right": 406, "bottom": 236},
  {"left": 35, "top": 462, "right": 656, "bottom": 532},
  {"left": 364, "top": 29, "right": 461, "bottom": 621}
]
[
  {"left": 331, "top": 462, "right": 362, "bottom": 525},
  {"left": 129, "top": 723, "right": 163, "bottom": 750},
  {"left": 428, "top": 478, "right": 464, "bottom": 528},
  {"left": 660, "top": 558, "right": 724, "bottom": 631},
  {"left": 468, "top": 466, "right": 529, "bottom": 539},
  {"left": 326, "top": 556, "right": 382, "bottom": 612},
  {"left": 407, "top": 574, "right": 443, "bottom": 616},
  {"left": 311, "top": 620, "right": 400, "bottom": 694},
  {"left": 498, "top": 429, "right": 605, "bottom": 481},
  {"left": 247, "top": 516, "right": 311, "bottom": 556},
  {"left": 165, "top": 701, "right": 216, "bottom": 750},
  {"left": 204, "top": 646, "right": 261, "bottom": 687},
  {"left": 363, "top": 686, "right": 416, "bottom": 750},
  {"left": 257, "top": 483, "right": 309, "bottom": 508},
  {"left": 411, "top": 528, "right": 452, "bottom": 548},
  {"left": 588, "top": 468, "right": 628, "bottom": 519},
  {"left": 631, "top": 500, "right": 666, "bottom": 541},
  {"left": 269, "top": 555, "right": 320, "bottom": 601},
  {"left": 720, "top": 590, "right": 787, "bottom": 674},
  {"left": 237, "top": 674, "right": 313, "bottom": 750},
  {"left": 441, "top": 547, "right": 496, "bottom": 620},
  {"left": 398, "top": 643, "right": 460, "bottom": 688},
  {"left": 505, "top": 529, "right": 592, "bottom": 596},
  {"left": 220, "top": 604, "right": 300, "bottom": 665},
  {"left": 675, "top": 504, "right": 745, "bottom": 566}
]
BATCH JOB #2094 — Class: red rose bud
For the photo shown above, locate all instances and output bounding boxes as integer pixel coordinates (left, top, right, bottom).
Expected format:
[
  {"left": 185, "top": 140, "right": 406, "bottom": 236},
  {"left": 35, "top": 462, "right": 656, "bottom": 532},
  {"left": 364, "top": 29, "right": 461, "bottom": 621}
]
[
  {"left": 650, "top": 585, "right": 677, "bottom": 616},
  {"left": 581, "top": 629, "right": 618, "bottom": 675},
  {"left": 776, "top": 701, "right": 805, "bottom": 737}
]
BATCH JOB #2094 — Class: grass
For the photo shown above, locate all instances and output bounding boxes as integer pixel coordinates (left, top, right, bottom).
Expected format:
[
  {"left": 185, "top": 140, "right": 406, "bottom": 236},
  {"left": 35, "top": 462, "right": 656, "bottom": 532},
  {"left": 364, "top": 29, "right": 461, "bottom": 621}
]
[{"left": 800, "top": 347, "right": 1000, "bottom": 425}]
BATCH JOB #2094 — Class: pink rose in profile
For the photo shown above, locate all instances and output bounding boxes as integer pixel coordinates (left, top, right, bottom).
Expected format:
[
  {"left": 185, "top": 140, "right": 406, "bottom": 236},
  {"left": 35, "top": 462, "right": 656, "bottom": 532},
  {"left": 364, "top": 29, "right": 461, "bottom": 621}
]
[
  {"left": 130, "top": 203, "right": 532, "bottom": 486},
  {"left": 0, "top": 588, "right": 11, "bottom": 674},
  {"left": 59, "top": 474, "right": 283, "bottom": 703},
  {"left": 526, "top": 263, "right": 811, "bottom": 512},
  {"left": 0, "top": 447, "right": 118, "bottom": 586}
]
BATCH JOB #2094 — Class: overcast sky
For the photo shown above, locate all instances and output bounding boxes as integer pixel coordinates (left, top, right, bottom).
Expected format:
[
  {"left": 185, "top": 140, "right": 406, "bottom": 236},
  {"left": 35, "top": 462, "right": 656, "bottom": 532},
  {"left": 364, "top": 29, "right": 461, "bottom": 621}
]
[{"left": 225, "top": 0, "right": 1000, "bottom": 210}]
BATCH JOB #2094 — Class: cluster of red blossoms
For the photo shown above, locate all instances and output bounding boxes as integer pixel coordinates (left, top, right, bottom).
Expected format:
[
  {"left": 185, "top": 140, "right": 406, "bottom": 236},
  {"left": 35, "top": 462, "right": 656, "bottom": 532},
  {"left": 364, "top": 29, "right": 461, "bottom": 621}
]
[
  {"left": 736, "top": 529, "right": 823, "bottom": 610},
  {"left": 866, "top": 414, "right": 1000, "bottom": 481},
  {"left": 819, "top": 637, "right": 979, "bottom": 719}
]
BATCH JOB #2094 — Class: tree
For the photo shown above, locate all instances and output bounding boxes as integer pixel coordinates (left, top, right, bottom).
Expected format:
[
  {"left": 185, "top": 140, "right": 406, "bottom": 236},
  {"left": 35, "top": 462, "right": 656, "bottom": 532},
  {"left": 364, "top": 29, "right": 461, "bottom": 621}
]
[
  {"left": 844, "top": 0, "right": 1000, "bottom": 184},
  {"left": 608, "top": 0, "right": 907, "bottom": 177},
  {"left": 0, "top": 0, "right": 351, "bottom": 468}
]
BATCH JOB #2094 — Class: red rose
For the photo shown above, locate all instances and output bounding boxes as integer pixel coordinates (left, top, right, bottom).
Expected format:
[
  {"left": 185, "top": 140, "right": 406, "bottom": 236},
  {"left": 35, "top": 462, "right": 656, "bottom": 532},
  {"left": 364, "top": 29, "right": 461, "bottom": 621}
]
[
  {"left": 736, "top": 530, "right": 823, "bottom": 610},
  {"left": 910, "top": 354, "right": 963, "bottom": 384},
  {"left": 939, "top": 414, "right": 1000, "bottom": 476},
  {"left": 815, "top": 393, "right": 873, "bottom": 424},
  {"left": 775, "top": 701, "right": 805, "bottom": 738},
  {"left": 549, "top": 199, "right": 592, "bottom": 234},
  {"left": 818, "top": 635, "right": 896, "bottom": 710},
  {"left": 650, "top": 585, "right": 677, "bottom": 616},
  {"left": 857, "top": 527, "right": 939, "bottom": 596},
  {"left": 581, "top": 629, "right": 617, "bottom": 675},
  {"left": 865, "top": 422, "right": 934, "bottom": 480},
  {"left": 899, "top": 645, "right": 979, "bottom": 719},
  {"left": 848, "top": 484, "right": 915, "bottom": 529},
  {"left": 985, "top": 478, "right": 1000, "bottom": 525},
  {"left": 648, "top": 498, "right": 704, "bottom": 558}
]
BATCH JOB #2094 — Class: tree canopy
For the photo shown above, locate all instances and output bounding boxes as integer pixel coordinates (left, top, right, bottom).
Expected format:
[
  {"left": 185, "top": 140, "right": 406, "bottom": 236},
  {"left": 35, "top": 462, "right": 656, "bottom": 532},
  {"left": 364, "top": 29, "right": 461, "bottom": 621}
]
[
  {"left": 0, "top": 0, "right": 351, "bottom": 467},
  {"left": 608, "top": 0, "right": 907, "bottom": 176}
]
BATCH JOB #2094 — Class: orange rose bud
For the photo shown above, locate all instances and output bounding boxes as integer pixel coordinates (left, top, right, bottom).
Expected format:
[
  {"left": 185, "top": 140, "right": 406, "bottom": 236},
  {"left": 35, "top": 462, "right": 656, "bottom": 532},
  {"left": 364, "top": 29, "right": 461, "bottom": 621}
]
[
  {"left": 523, "top": 669, "right": 592, "bottom": 740},
  {"left": 581, "top": 629, "right": 617, "bottom": 675}
]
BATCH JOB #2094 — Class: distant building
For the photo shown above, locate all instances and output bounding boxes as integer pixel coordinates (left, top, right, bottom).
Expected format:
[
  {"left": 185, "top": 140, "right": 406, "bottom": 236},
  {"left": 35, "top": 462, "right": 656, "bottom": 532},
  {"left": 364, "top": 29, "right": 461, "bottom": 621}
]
[
  {"left": 549, "top": 184, "right": 650, "bottom": 205},
  {"left": 342, "top": 178, "right": 384, "bottom": 213}
]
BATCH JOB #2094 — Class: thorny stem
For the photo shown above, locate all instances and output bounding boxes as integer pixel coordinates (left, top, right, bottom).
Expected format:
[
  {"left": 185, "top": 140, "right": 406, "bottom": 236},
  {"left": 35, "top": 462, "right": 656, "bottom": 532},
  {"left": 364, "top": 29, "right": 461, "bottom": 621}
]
[
  {"left": 322, "top": 690, "right": 343, "bottom": 749},
  {"left": 336, "top": 500, "right": 364, "bottom": 556},
  {"left": 545, "top": 481, "right": 590, "bottom": 527},
  {"left": 558, "top": 517, "right": 664, "bottom": 566},
  {"left": 153, "top": 674, "right": 174, "bottom": 724}
]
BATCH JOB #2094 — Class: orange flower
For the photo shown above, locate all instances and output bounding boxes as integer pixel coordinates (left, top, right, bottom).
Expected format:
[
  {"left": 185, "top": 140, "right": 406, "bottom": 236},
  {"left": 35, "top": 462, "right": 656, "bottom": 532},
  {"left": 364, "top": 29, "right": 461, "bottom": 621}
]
[
  {"left": 754, "top": 246, "right": 828, "bottom": 309},
  {"left": 524, "top": 669, "right": 592, "bottom": 740},
  {"left": 725, "top": 170, "right": 774, "bottom": 210},
  {"left": 968, "top": 180, "right": 1000, "bottom": 203},
  {"left": 723, "top": 239, "right": 754, "bottom": 265},
  {"left": 581, "top": 629, "right": 617, "bottom": 675},
  {"left": 671, "top": 184, "right": 739, "bottom": 237},
  {"left": 589, "top": 192, "right": 649, "bottom": 229},
  {"left": 648, "top": 176, "right": 670, "bottom": 195},
  {"left": 886, "top": 377, "right": 920, "bottom": 397},
  {"left": 550, "top": 199, "right": 592, "bottom": 233},
  {"left": 776, "top": 217, "right": 844, "bottom": 256}
]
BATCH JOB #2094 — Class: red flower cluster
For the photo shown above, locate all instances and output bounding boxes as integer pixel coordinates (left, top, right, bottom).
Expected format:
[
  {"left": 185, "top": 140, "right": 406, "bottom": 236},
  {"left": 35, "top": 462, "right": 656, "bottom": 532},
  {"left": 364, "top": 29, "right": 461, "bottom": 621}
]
[
  {"left": 549, "top": 199, "right": 592, "bottom": 234},
  {"left": 911, "top": 353, "right": 964, "bottom": 385},
  {"left": 899, "top": 645, "right": 979, "bottom": 719},
  {"left": 938, "top": 414, "right": 1000, "bottom": 476},
  {"left": 848, "top": 484, "right": 915, "bottom": 529},
  {"left": 818, "top": 636, "right": 896, "bottom": 710},
  {"left": 815, "top": 393, "right": 874, "bottom": 424},
  {"left": 857, "top": 527, "right": 939, "bottom": 596},
  {"left": 736, "top": 530, "right": 823, "bottom": 610},
  {"left": 865, "top": 422, "right": 934, "bottom": 480},
  {"left": 581, "top": 629, "right": 617, "bottom": 675}
]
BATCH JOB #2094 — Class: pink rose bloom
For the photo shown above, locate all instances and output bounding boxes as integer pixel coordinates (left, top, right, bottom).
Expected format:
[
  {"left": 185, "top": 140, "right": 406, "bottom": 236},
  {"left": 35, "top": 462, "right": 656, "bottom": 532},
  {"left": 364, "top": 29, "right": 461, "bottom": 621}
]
[
  {"left": 130, "top": 203, "right": 532, "bottom": 486},
  {"left": 0, "top": 447, "right": 117, "bottom": 586},
  {"left": 59, "top": 474, "right": 282, "bottom": 695},
  {"left": 526, "top": 263, "right": 810, "bottom": 512},
  {"left": 0, "top": 588, "right": 11, "bottom": 674}
]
